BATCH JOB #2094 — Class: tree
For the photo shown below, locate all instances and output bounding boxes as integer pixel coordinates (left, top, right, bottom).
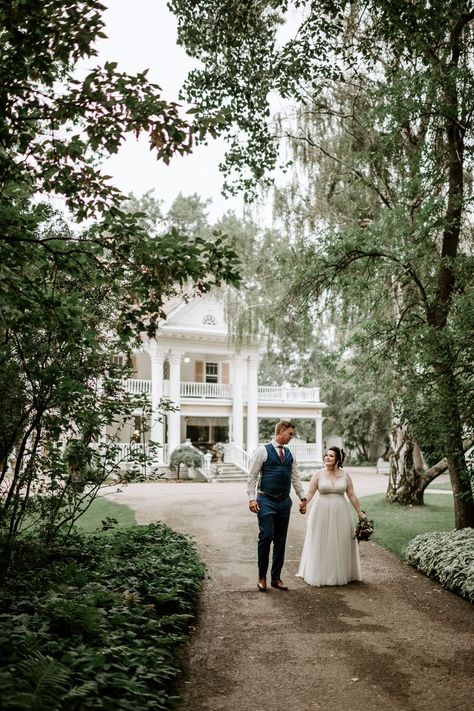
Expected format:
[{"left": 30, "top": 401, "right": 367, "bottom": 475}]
[
  {"left": 0, "top": 1, "right": 241, "bottom": 564},
  {"left": 170, "top": 0, "right": 474, "bottom": 528},
  {"left": 169, "top": 445, "right": 204, "bottom": 481}
]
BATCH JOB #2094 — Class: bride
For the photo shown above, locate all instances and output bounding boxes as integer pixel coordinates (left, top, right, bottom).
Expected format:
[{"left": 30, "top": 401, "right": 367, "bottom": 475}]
[{"left": 297, "top": 447, "right": 365, "bottom": 587}]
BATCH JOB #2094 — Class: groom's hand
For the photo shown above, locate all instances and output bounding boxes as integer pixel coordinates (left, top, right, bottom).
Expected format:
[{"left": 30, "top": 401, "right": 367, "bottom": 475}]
[
  {"left": 299, "top": 499, "right": 307, "bottom": 514},
  {"left": 249, "top": 500, "right": 259, "bottom": 513}
]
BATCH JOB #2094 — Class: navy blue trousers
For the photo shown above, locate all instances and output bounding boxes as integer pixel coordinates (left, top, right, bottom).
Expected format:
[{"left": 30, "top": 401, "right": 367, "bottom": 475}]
[{"left": 257, "top": 495, "right": 292, "bottom": 581}]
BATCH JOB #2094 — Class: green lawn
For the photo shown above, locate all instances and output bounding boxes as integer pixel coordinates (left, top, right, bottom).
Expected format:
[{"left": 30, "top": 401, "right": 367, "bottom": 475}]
[
  {"left": 358, "top": 493, "right": 454, "bottom": 559},
  {"left": 426, "top": 481, "right": 452, "bottom": 491},
  {"left": 75, "top": 496, "right": 137, "bottom": 532}
]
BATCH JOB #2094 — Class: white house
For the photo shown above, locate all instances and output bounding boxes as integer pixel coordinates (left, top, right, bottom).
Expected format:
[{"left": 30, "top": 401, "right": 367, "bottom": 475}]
[{"left": 109, "top": 292, "right": 326, "bottom": 475}]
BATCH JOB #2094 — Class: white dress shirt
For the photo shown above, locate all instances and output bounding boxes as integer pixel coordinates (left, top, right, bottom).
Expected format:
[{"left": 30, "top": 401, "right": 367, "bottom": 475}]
[{"left": 247, "top": 439, "right": 306, "bottom": 501}]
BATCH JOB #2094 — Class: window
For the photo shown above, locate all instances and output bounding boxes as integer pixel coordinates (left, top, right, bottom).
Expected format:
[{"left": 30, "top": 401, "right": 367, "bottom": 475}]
[
  {"left": 202, "top": 313, "right": 217, "bottom": 326},
  {"left": 205, "top": 362, "right": 218, "bottom": 384},
  {"left": 110, "top": 354, "right": 125, "bottom": 367},
  {"left": 131, "top": 416, "right": 144, "bottom": 443}
]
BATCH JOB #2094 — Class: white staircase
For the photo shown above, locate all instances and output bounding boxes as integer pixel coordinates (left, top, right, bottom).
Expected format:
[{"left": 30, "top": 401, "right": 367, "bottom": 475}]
[{"left": 214, "top": 462, "right": 248, "bottom": 483}]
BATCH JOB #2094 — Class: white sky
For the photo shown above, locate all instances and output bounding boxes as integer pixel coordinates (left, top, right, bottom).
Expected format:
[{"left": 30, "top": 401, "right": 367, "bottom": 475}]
[{"left": 92, "top": 0, "right": 245, "bottom": 222}]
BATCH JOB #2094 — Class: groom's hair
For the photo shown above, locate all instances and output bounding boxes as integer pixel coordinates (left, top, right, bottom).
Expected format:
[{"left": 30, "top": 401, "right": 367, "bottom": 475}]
[{"left": 275, "top": 420, "right": 295, "bottom": 435}]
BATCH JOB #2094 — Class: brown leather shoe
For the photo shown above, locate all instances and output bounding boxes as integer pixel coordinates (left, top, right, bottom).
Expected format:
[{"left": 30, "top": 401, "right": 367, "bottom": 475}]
[
  {"left": 271, "top": 579, "right": 288, "bottom": 591},
  {"left": 257, "top": 578, "right": 267, "bottom": 592}
]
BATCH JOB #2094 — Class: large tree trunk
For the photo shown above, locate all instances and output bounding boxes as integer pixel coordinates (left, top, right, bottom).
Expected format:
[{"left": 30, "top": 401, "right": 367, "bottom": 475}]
[
  {"left": 436, "top": 368, "right": 474, "bottom": 528},
  {"left": 385, "top": 423, "right": 425, "bottom": 505},
  {"left": 420, "top": 10, "right": 474, "bottom": 528},
  {"left": 386, "top": 414, "right": 474, "bottom": 520}
]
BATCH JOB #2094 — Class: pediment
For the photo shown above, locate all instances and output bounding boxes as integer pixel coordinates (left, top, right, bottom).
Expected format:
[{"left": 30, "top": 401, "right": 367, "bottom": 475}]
[{"left": 159, "top": 294, "right": 227, "bottom": 333}]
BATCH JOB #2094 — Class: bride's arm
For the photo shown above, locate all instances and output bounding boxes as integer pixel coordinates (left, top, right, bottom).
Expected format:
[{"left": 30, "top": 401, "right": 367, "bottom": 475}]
[
  {"left": 305, "top": 471, "right": 320, "bottom": 505},
  {"left": 346, "top": 474, "right": 365, "bottom": 519}
]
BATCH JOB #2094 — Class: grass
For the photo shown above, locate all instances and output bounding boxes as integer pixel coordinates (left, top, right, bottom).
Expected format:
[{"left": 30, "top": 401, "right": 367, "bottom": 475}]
[
  {"left": 358, "top": 493, "right": 454, "bottom": 559},
  {"left": 426, "top": 481, "right": 452, "bottom": 490},
  {"left": 75, "top": 496, "right": 137, "bottom": 532}
]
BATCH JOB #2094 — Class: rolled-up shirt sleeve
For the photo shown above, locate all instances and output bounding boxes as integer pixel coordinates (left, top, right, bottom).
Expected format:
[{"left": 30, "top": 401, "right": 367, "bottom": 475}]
[
  {"left": 291, "top": 454, "right": 306, "bottom": 500},
  {"left": 247, "top": 445, "right": 267, "bottom": 500}
]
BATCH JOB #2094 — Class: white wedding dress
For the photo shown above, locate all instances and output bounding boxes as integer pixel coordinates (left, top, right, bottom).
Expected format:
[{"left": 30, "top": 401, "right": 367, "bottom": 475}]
[{"left": 296, "top": 471, "right": 362, "bottom": 586}]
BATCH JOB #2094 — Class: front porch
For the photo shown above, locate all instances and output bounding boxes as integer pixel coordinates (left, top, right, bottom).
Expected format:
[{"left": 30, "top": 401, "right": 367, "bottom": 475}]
[{"left": 112, "top": 440, "right": 322, "bottom": 479}]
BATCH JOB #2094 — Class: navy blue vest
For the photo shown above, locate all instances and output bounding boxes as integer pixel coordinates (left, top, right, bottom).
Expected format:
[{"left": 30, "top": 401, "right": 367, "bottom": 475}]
[{"left": 260, "top": 444, "right": 293, "bottom": 497}]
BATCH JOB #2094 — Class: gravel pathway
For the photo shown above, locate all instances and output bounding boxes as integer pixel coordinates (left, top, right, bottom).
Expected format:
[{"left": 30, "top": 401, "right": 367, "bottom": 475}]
[{"left": 109, "top": 471, "right": 473, "bottom": 711}]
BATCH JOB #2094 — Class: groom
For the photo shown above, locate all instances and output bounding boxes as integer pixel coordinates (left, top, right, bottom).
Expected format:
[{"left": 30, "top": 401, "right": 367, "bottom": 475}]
[{"left": 247, "top": 420, "right": 307, "bottom": 592}]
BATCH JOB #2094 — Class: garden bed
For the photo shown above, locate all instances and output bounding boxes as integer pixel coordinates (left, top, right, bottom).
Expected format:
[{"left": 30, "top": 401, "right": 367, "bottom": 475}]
[{"left": 0, "top": 523, "right": 205, "bottom": 710}]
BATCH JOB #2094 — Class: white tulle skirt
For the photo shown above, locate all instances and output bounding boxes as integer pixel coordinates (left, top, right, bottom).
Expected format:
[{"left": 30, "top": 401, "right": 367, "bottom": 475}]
[{"left": 296, "top": 493, "right": 362, "bottom": 587}]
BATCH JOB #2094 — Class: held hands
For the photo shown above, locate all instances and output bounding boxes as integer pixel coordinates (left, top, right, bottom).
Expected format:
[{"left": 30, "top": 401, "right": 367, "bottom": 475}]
[
  {"left": 249, "top": 500, "right": 260, "bottom": 513},
  {"left": 299, "top": 499, "right": 307, "bottom": 514}
]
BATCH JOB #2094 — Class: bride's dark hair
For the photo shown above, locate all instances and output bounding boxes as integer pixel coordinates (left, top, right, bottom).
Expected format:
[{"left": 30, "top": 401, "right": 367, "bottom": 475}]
[{"left": 328, "top": 446, "right": 345, "bottom": 468}]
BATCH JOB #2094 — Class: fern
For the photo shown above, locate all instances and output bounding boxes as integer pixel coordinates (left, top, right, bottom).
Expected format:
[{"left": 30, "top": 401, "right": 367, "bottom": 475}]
[{"left": 2, "top": 651, "right": 71, "bottom": 711}]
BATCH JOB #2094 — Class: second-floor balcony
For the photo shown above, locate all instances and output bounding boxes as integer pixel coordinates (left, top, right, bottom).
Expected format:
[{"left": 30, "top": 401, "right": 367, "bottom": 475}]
[{"left": 125, "top": 379, "right": 320, "bottom": 403}]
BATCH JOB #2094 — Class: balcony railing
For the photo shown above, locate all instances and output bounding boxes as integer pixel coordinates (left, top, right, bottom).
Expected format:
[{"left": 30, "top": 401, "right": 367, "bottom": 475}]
[
  {"left": 126, "top": 379, "right": 152, "bottom": 395},
  {"left": 256, "top": 385, "right": 320, "bottom": 402},
  {"left": 125, "top": 380, "right": 320, "bottom": 403},
  {"left": 180, "top": 381, "right": 232, "bottom": 399}
]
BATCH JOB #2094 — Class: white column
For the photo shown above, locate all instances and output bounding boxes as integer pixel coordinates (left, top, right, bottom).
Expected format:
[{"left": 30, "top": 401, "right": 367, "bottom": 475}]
[
  {"left": 246, "top": 353, "right": 259, "bottom": 454},
  {"left": 168, "top": 350, "right": 184, "bottom": 454},
  {"left": 231, "top": 355, "right": 246, "bottom": 450},
  {"left": 149, "top": 342, "right": 166, "bottom": 464},
  {"left": 315, "top": 416, "right": 323, "bottom": 464}
]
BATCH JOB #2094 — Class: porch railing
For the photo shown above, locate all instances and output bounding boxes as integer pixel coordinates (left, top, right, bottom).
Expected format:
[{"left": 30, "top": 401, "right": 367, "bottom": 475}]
[
  {"left": 112, "top": 442, "right": 169, "bottom": 471},
  {"left": 288, "top": 443, "right": 321, "bottom": 462},
  {"left": 111, "top": 441, "right": 319, "bottom": 477}
]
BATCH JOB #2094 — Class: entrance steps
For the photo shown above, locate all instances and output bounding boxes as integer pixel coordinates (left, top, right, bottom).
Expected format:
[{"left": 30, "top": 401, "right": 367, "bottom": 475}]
[{"left": 214, "top": 462, "right": 248, "bottom": 483}]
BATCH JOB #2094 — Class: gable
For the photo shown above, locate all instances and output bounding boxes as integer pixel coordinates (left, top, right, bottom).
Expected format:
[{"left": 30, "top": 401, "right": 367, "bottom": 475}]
[{"left": 160, "top": 294, "right": 227, "bottom": 334}]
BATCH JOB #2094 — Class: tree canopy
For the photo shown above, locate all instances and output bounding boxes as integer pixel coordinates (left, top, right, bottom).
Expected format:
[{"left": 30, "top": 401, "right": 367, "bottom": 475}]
[
  {"left": 0, "top": 0, "right": 241, "bottom": 559},
  {"left": 170, "top": 0, "right": 474, "bottom": 527}
]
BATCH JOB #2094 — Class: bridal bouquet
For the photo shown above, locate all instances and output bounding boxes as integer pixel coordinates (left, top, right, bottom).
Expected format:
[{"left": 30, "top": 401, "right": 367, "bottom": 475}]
[{"left": 354, "top": 513, "right": 375, "bottom": 541}]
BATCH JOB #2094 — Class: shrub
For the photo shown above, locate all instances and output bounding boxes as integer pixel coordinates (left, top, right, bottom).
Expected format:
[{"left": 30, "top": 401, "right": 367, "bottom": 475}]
[
  {"left": 0, "top": 524, "right": 205, "bottom": 710},
  {"left": 169, "top": 445, "right": 203, "bottom": 478},
  {"left": 405, "top": 528, "right": 474, "bottom": 603}
]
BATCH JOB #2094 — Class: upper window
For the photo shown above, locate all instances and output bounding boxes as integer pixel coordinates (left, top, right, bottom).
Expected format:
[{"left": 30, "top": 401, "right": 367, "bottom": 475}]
[
  {"left": 110, "top": 354, "right": 125, "bottom": 367},
  {"left": 202, "top": 313, "right": 217, "bottom": 326},
  {"left": 205, "top": 362, "right": 218, "bottom": 384}
]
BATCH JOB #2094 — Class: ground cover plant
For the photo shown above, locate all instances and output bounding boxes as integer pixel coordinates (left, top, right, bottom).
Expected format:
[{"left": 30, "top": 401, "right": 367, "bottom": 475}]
[
  {"left": 405, "top": 529, "right": 474, "bottom": 603},
  {"left": 0, "top": 523, "right": 204, "bottom": 710}
]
